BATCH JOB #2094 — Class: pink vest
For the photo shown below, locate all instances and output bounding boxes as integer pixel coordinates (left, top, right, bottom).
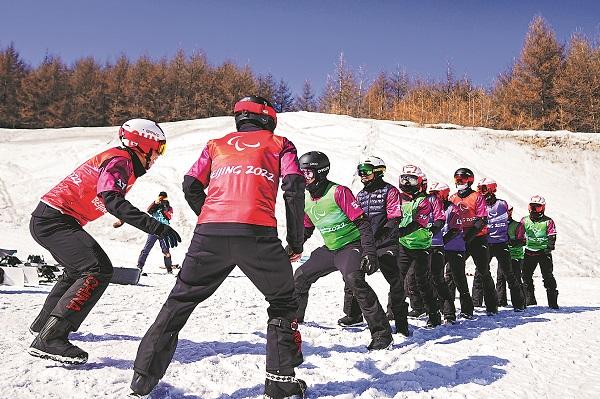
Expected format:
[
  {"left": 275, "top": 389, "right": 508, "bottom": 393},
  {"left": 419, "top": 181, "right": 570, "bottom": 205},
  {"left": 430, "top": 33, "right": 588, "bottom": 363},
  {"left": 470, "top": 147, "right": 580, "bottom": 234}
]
[{"left": 41, "top": 148, "right": 137, "bottom": 226}]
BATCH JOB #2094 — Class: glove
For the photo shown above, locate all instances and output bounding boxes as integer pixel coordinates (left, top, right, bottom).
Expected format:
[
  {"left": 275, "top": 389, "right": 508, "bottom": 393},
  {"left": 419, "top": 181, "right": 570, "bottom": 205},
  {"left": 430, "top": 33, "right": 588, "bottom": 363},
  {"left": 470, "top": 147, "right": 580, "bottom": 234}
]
[
  {"left": 285, "top": 245, "right": 302, "bottom": 262},
  {"left": 544, "top": 246, "right": 554, "bottom": 254},
  {"left": 112, "top": 220, "right": 124, "bottom": 228},
  {"left": 157, "top": 225, "right": 182, "bottom": 248},
  {"left": 360, "top": 254, "right": 379, "bottom": 275}
]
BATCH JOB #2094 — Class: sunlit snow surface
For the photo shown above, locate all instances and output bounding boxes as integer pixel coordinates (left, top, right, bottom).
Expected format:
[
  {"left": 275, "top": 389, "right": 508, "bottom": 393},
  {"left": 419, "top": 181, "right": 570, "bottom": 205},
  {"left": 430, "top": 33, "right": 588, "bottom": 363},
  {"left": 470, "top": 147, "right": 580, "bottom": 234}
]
[{"left": 1, "top": 113, "right": 599, "bottom": 398}]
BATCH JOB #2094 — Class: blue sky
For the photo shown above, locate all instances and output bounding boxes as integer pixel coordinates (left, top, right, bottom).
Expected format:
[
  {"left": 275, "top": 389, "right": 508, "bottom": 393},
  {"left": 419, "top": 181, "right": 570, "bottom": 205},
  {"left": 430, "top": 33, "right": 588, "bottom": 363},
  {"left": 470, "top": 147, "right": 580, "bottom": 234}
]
[{"left": 2, "top": 1, "right": 599, "bottom": 96}]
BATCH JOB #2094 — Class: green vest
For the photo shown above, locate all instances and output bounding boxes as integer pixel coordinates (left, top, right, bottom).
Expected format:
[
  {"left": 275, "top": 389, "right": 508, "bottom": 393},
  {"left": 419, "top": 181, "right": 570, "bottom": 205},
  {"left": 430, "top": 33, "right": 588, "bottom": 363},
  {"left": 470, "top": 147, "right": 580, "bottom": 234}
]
[
  {"left": 399, "top": 195, "right": 432, "bottom": 250},
  {"left": 523, "top": 216, "right": 549, "bottom": 251},
  {"left": 507, "top": 219, "right": 524, "bottom": 260},
  {"left": 305, "top": 183, "right": 361, "bottom": 250}
]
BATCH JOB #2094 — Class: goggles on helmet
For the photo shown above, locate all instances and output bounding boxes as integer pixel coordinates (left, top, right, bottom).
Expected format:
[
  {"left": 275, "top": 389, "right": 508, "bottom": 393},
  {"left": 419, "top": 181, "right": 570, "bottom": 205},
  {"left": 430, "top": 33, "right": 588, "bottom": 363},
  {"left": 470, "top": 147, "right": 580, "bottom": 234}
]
[
  {"left": 157, "top": 141, "right": 167, "bottom": 156},
  {"left": 529, "top": 203, "right": 544, "bottom": 212},
  {"left": 400, "top": 174, "right": 420, "bottom": 186},
  {"left": 357, "top": 163, "right": 374, "bottom": 177},
  {"left": 301, "top": 168, "right": 315, "bottom": 180},
  {"left": 478, "top": 185, "right": 491, "bottom": 194},
  {"left": 454, "top": 175, "right": 473, "bottom": 185}
]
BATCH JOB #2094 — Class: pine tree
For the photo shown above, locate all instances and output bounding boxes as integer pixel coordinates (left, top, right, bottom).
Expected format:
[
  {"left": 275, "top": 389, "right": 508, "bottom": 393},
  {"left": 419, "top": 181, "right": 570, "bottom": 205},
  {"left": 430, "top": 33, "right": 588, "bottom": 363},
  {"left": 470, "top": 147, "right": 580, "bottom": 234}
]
[
  {"left": 492, "top": 15, "right": 564, "bottom": 130},
  {"left": 256, "top": 73, "right": 277, "bottom": 103},
  {"left": 69, "top": 57, "right": 106, "bottom": 126},
  {"left": 18, "top": 54, "right": 70, "bottom": 128},
  {"left": 105, "top": 55, "right": 132, "bottom": 125},
  {"left": 0, "top": 44, "right": 28, "bottom": 128},
  {"left": 294, "top": 80, "right": 317, "bottom": 111},
  {"left": 554, "top": 33, "right": 600, "bottom": 132},
  {"left": 273, "top": 79, "right": 294, "bottom": 112}
]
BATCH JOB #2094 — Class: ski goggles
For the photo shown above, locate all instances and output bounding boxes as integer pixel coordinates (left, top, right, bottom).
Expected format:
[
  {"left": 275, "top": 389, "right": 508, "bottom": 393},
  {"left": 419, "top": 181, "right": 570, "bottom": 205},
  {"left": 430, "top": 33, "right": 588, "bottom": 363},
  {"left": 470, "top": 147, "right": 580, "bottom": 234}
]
[
  {"left": 529, "top": 203, "right": 544, "bottom": 212},
  {"left": 158, "top": 142, "right": 167, "bottom": 155},
  {"left": 478, "top": 185, "right": 491, "bottom": 194},
  {"left": 400, "top": 174, "right": 420, "bottom": 186},
  {"left": 357, "top": 164, "right": 374, "bottom": 177},
  {"left": 301, "top": 168, "right": 315, "bottom": 179},
  {"left": 454, "top": 175, "right": 473, "bottom": 185}
]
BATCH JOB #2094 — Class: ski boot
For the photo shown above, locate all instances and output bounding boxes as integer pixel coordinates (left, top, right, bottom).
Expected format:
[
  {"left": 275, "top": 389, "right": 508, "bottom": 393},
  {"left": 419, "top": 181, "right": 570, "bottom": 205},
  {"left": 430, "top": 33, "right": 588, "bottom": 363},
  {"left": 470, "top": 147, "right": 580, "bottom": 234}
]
[
  {"left": 367, "top": 334, "right": 393, "bottom": 351},
  {"left": 425, "top": 312, "right": 442, "bottom": 329},
  {"left": 337, "top": 314, "right": 364, "bottom": 327},
  {"left": 393, "top": 303, "right": 410, "bottom": 337},
  {"left": 547, "top": 289, "right": 559, "bottom": 309},
  {"left": 407, "top": 309, "right": 426, "bottom": 319},
  {"left": 264, "top": 372, "right": 306, "bottom": 399},
  {"left": 130, "top": 371, "right": 160, "bottom": 397},
  {"left": 458, "top": 312, "right": 474, "bottom": 320},
  {"left": 29, "top": 309, "right": 51, "bottom": 335},
  {"left": 28, "top": 316, "right": 88, "bottom": 364}
]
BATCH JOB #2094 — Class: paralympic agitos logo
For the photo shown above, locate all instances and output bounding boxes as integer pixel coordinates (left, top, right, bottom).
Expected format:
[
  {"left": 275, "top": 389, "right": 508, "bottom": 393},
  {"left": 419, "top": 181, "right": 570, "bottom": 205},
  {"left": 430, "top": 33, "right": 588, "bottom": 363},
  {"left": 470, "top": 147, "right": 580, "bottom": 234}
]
[{"left": 227, "top": 135, "right": 261, "bottom": 152}]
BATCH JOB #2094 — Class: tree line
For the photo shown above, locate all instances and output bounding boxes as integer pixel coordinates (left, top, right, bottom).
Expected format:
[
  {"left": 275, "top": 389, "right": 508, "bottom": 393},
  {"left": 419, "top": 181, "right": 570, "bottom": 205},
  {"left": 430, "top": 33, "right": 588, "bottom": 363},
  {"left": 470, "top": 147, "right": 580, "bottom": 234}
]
[{"left": 1, "top": 16, "right": 599, "bottom": 132}]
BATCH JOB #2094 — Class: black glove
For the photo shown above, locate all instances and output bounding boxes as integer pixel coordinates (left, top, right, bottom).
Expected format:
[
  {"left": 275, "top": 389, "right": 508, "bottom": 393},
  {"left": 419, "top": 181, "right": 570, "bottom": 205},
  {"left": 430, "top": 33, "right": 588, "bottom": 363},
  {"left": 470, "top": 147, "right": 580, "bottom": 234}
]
[
  {"left": 360, "top": 254, "right": 379, "bottom": 275},
  {"left": 157, "top": 225, "right": 182, "bottom": 248},
  {"left": 544, "top": 246, "right": 554, "bottom": 254}
]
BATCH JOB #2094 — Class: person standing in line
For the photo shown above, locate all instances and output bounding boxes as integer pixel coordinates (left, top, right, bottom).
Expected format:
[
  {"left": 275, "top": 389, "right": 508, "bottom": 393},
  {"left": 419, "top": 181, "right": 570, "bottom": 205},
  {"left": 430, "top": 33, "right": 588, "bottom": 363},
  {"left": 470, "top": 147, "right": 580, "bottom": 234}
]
[
  {"left": 28, "top": 119, "right": 179, "bottom": 365},
  {"left": 130, "top": 96, "right": 307, "bottom": 399},
  {"left": 496, "top": 205, "right": 526, "bottom": 306},
  {"left": 519, "top": 195, "right": 559, "bottom": 309},
  {"left": 432, "top": 182, "right": 475, "bottom": 319},
  {"left": 475, "top": 178, "right": 525, "bottom": 311},
  {"left": 396, "top": 165, "right": 442, "bottom": 328},
  {"left": 293, "top": 151, "right": 394, "bottom": 350},
  {"left": 405, "top": 177, "right": 457, "bottom": 323},
  {"left": 336, "top": 156, "right": 409, "bottom": 336},
  {"left": 449, "top": 168, "right": 498, "bottom": 315}
]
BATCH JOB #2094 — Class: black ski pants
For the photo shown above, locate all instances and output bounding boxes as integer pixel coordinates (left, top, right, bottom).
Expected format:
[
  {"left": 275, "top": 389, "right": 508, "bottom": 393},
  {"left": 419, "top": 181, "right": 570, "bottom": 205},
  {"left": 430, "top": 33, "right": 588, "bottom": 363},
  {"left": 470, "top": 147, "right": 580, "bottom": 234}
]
[
  {"left": 29, "top": 202, "right": 113, "bottom": 331},
  {"left": 444, "top": 251, "right": 474, "bottom": 317},
  {"left": 473, "top": 242, "right": 524, "bottom": 309},
  {"left": 497, "top": 258, "right": 525, "bottom": 306},
  {"left": 522, "top": 252, "right": 557, "bottom": 305},
  {"left": 396, "top": 245, "right": 439, "bottom": 317},
  {"left": 465, "top": 236, "right": 498, "bottom": 312},
  {"left": 342, "top": 247, "right": 405, "bottom": 323},
  {"left": 134, "top": 232, "right": 303, "bottom": 380},
  {"left": 293, "top": 242, "right": 391, "bottom": 339},
  {"left": 405, "top": 246, "right": 455, "bottom": 320}
]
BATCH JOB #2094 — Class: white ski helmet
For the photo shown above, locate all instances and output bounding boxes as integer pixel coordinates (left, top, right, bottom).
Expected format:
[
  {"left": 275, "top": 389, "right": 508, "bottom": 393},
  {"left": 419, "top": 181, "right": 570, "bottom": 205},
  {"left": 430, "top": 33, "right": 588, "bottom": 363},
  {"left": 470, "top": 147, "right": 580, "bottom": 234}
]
[
  {"left": 477, "top": 177, "right": 497, "bottom": 194},
  {"left": 399, "top": 164, "right": 425, "bottom": 194},
  {"left": 119, "top": 119, "right": 167, "bottom": 156},
  {"left": 429, "top": 181, "right": 450, "bottom": 200},
  {"left": 358, "top": 156, "right": 386, "bottom": 176}
]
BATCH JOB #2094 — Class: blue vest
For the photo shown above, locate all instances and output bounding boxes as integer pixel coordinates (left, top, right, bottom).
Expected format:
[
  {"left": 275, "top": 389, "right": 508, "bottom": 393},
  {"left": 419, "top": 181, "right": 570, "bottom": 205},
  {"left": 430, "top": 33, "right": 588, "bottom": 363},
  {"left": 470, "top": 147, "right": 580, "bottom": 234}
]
[
  {"left": 357, "top": 180, "right": 398, "bottom": 250},
  {"left": 486, "top": 199, "right": 509, "bottom": 244}
]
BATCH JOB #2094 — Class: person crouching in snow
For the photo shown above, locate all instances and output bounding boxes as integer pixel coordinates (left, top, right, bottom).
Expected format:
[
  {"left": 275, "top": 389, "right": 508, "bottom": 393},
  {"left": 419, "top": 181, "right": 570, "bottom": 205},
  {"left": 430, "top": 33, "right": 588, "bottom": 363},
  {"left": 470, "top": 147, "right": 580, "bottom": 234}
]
[{"left": 28, "top": 119, "right": 180, "bottom": 365}]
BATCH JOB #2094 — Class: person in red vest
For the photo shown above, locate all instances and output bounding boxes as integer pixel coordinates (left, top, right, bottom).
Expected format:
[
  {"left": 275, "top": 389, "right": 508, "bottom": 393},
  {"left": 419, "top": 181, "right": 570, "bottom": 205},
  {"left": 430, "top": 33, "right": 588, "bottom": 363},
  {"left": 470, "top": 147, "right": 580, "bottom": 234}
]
[
  {"left": 130, "top": 96, "right": 307, "bottom": 399},
  {"left": 28, "top": 119, "right": 180, "bottom": 365},
  {"left": 449, "top": 167, "right": 498, "bottom": 315}
]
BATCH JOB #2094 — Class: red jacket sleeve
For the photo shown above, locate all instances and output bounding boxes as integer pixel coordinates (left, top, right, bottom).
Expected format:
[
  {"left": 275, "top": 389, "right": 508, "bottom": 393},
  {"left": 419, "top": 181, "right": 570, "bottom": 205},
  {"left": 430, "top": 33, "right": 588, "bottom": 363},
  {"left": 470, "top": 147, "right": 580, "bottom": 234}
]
[{"left": 186, "top": 145, "right": 212, "bottom": 186}]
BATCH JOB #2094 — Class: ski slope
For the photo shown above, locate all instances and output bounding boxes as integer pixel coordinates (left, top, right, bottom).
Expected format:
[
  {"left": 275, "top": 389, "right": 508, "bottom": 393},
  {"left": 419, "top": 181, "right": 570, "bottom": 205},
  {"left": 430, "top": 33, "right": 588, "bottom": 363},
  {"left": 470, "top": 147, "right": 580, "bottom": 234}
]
[{"left": 1, "top": 113, "right": 600, "bottom": 398}]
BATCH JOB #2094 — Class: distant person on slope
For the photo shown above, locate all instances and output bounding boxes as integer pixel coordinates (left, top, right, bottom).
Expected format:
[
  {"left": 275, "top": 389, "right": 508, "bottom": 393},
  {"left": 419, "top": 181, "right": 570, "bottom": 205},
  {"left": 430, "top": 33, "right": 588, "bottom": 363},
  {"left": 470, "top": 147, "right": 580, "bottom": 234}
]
[
  {"left": 336, "top": 156, "right": 409, "bottom": 336},
  {"left": 496, "top": 205, "right": 526, "bottom": 306},
  {"left": 130, "top": 96, "right": 307, "bottom": 399},
  {"left": 474, "top": 178, "right": 525, "bottom": 311},
  {"left": 28, "top": 119, "right": 180, "bottom": 365},
  {"left": 449, "top": 167, "right": 498, "bottom": 315},
  {"left": 519, "top": 195, "right": 559, "bottom": 309},
  {"left": 129, "top": 191, "right": 176, "bottom": 275},
  {"left": 293, "top": 151, "right": 393, "bottom": 350}
]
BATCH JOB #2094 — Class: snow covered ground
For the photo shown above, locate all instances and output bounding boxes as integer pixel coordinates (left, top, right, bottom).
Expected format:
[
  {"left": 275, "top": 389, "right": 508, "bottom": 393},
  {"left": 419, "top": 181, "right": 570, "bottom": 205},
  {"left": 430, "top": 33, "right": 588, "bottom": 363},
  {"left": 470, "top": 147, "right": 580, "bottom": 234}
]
[{"left": 1, "top": 112, "right": 600, "bottom": 398}]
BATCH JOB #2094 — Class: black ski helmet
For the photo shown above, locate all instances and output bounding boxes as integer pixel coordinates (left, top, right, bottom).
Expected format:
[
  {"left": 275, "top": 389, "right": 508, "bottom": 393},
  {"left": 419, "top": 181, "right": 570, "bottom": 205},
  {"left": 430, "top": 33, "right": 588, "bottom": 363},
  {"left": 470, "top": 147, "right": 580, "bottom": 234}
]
[
  {"left": 299, "top": 151, "right": 330, "bottom": 180},
  {"left": 454, "top": 167, "right": 475, "bottom": 187},
  {"left": 234, "top": 95, "right": 277, "bottom": 131}
]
